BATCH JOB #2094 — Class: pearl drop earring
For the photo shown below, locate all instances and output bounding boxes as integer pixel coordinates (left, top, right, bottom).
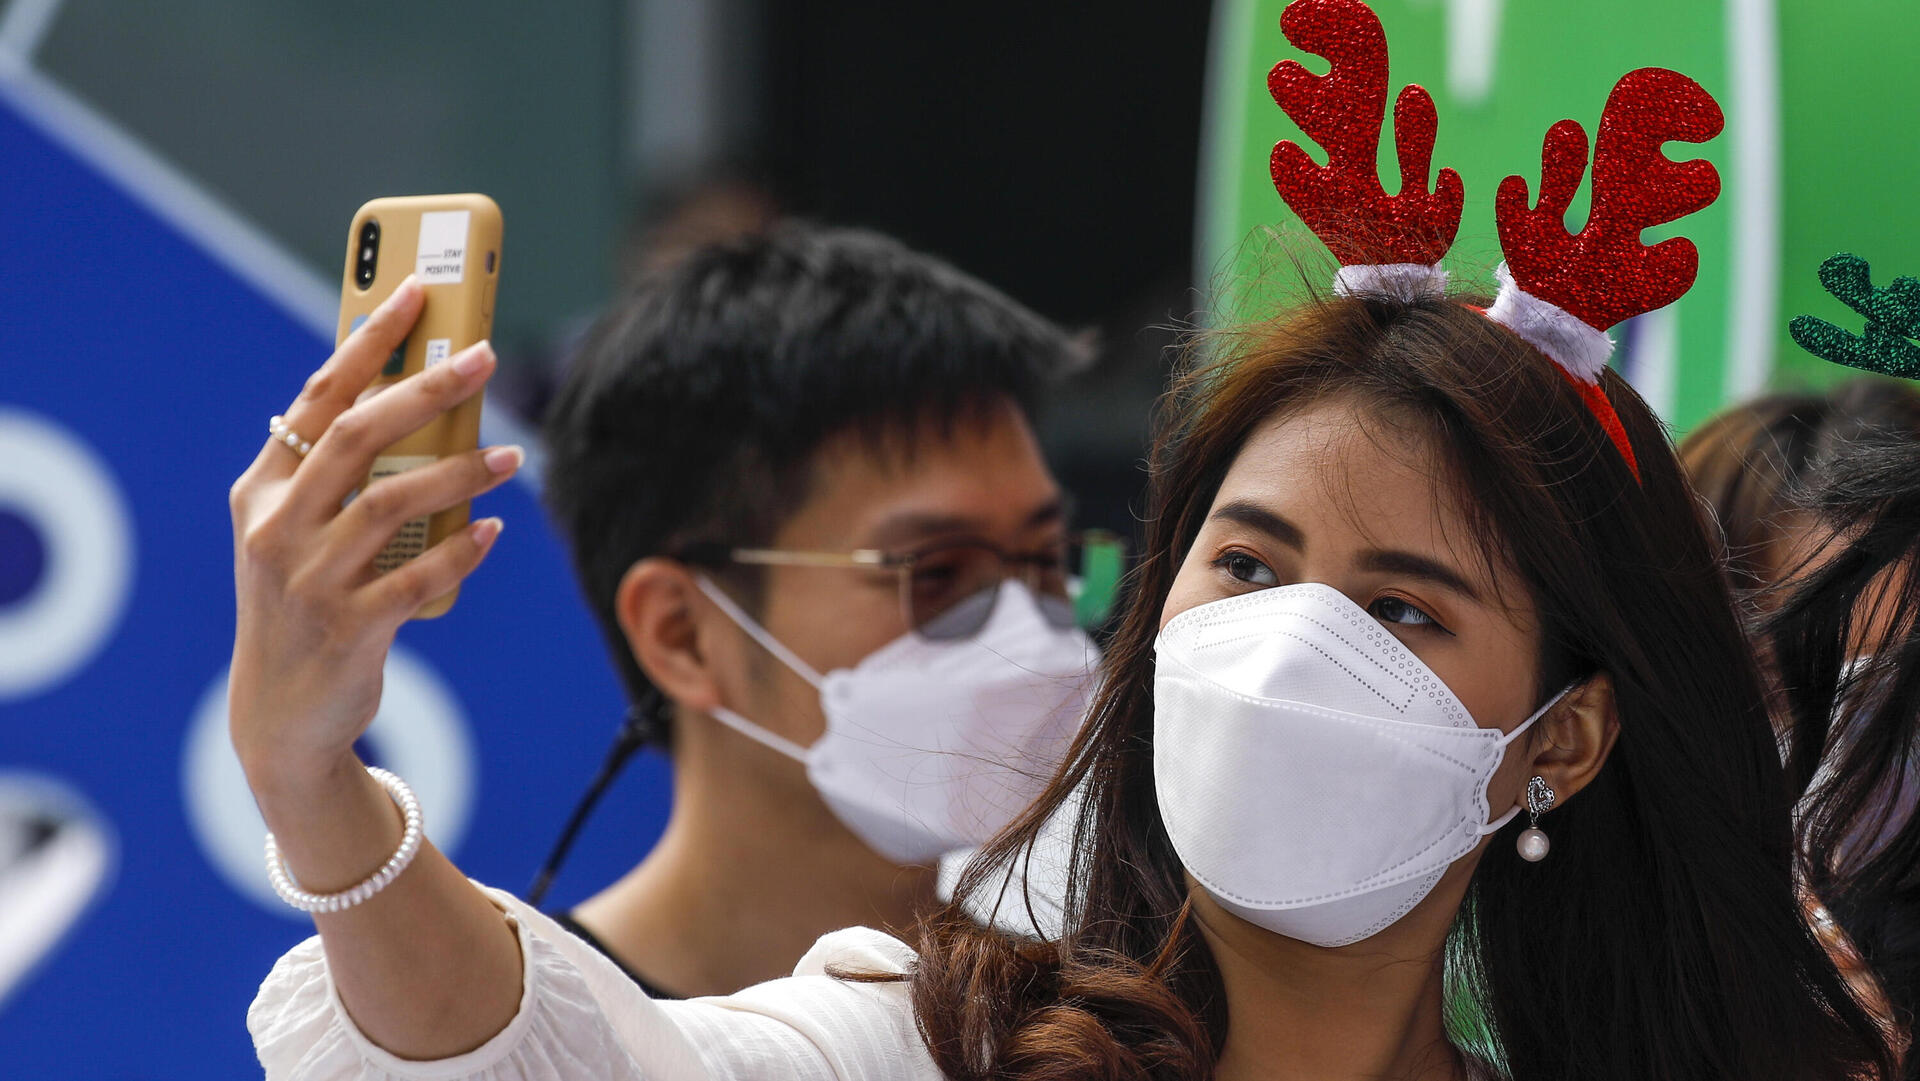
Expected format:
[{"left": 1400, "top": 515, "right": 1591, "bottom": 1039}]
[{"left": 1517, "top": 776, "right": 1555, "bottom": 862}]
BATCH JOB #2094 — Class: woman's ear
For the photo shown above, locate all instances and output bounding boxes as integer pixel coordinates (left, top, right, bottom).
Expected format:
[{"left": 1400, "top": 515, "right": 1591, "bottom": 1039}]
[
  {"left": 615, "top": 559, "right": 724, "bottom": 714},
  {"left": 1529, "top": 673, "right": 1621, "bottom": 805}
]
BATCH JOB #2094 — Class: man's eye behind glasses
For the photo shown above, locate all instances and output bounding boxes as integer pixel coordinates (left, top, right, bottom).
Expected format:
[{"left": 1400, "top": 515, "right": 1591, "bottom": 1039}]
[{"left": 905, "top": 532, "right": 1127, "bottom": 638}]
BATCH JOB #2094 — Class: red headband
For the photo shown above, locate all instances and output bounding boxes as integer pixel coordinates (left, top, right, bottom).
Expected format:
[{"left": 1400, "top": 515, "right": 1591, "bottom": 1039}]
[{"left": 1266, "top": 0, "right": 1725, "bottom": 482}]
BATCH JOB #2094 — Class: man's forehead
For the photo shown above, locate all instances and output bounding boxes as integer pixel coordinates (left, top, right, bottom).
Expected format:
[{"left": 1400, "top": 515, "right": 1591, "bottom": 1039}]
[
  {"left": 780, "top": 407, "right": 1062, "bottom": 548},
  {"left": 857, "top": 499, "right": 1067, "bottom": 550}
]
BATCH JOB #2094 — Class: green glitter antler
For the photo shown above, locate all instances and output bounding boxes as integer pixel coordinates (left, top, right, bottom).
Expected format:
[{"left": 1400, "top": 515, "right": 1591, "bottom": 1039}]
[{"left": 1788, "top": 253, "right": 1920, "bottom": 378}]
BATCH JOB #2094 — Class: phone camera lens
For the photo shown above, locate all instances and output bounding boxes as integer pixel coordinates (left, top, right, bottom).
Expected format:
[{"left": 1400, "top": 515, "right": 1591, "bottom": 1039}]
[{"left": 355, "top": 219, "right": 381, "bottom": 289}]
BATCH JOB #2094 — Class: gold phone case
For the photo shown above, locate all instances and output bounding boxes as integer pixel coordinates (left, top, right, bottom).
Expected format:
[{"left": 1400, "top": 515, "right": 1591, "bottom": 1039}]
[{"left": 335, "top": 194, "right": 503, "bottom": 619}]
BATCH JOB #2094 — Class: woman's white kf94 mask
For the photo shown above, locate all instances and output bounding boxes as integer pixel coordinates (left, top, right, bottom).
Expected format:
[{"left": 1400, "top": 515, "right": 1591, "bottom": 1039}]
[
  {"left": 697, "top": 578, "right": 1100, "bottom": 866},
  {"left": 1153, "top": 583, "right": 1573, "bottom": 947}
]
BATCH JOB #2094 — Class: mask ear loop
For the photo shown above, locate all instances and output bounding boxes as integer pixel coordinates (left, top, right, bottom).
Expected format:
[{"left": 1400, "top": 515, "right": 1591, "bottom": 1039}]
[
  {"left": 695, "top": 575, "right": 827, "bottom": 687},
  {"left": 708, "top": 704, "right": 812, "bottom": 762},
  {"left": 1479, "top": 681, "right": 1580, "bottom": 834},
  {"left": 693, "top": 575, "right": 821, "bottom": 764}
]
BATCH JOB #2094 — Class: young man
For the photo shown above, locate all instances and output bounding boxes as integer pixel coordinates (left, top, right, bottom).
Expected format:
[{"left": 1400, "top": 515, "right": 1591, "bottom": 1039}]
[{"left": 537, "top": 223, "right": 1104, "bottom": 997}]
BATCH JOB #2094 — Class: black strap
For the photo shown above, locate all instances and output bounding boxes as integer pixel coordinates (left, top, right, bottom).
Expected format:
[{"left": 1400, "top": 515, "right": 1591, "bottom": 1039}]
[{"left": 524, "top": 690, "right": 665, "bottom": 907}]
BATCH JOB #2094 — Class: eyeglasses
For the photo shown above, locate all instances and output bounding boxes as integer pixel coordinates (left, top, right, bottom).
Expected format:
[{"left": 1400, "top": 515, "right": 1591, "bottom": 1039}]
[{"left": 676, "top": 530, "right": 1127, "bottom": 640}]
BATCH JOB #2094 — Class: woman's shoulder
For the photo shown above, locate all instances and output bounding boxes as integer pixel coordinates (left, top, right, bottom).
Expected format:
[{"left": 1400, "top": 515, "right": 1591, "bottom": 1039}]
[
  {"left": 250, "top": 886, "right": 942, "bottom": 1081},
  {"left": 502, "top": 893, "right": 937, "bottom": 1078},
  {"left": 662, "top": 925, "right": 938, "bottom": 1081},
  {"left": 791, "top": 925, "right": 919, "bottom": 978}
]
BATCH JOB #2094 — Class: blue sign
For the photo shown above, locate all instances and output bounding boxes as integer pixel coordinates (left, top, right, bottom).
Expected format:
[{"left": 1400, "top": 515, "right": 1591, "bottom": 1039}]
[{"left": 0, "top": 77, "right": 670, "bottom": 1075}]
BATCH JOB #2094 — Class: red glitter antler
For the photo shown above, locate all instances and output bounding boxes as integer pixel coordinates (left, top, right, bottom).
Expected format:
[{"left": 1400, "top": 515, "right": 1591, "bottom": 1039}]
[
  {"left": 1495, "top": 67, "right": 1723, "bottom": 332},
  {"left": 1268, "top": 0, "right": 1463, "bottom": 267}
]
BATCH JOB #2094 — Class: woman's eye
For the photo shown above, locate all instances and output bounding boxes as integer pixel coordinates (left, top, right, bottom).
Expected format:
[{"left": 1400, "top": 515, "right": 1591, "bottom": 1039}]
[
  {"left": 1215, "top": 551, "right": 1278, "bottom": 587},
  {"left": 1369, "top": 595, "right": 1438, "bottom": 629}
]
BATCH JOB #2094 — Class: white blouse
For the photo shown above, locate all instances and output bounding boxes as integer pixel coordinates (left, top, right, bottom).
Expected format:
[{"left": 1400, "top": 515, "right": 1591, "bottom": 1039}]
[{"left": 247, "top": 887, "right": 945, "bottom": 1081}]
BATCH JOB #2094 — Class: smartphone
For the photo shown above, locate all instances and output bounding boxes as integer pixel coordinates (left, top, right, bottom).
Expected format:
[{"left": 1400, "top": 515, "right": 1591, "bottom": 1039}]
[{"left": 335, "top": 193, "right": 503, "bottom": 619}]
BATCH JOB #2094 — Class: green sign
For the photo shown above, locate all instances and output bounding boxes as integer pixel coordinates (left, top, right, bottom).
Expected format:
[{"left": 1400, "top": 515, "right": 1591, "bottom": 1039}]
[{"left": 1199, "top": 0, "right": 1920, "bottom": 431}]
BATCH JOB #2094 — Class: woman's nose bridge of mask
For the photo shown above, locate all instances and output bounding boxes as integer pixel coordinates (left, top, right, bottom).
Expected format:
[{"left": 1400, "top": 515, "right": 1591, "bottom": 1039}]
[{"left": 1165, "top": 583, "right": 1470, "bottom": 726}]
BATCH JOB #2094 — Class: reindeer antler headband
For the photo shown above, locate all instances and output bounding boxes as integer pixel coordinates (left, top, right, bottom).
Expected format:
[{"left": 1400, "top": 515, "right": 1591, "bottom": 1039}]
[
  {"left": 1789, "top": 254, "right": 1920, "bottom": 379},
  {"left": 1266, "top": 0, "right": 1726, "bottom": 481}
]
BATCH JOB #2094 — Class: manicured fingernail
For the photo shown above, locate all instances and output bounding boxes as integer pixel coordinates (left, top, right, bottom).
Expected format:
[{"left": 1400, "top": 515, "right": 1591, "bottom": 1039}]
[
  {"left": 471, "top": 517, "right": 504, "bottom": 545},
  {"left": 482, "top": 445, "right": 524, "bottom": 473},
  {"left": 451, "top": 340, "right": 493, "bottom": 377}
]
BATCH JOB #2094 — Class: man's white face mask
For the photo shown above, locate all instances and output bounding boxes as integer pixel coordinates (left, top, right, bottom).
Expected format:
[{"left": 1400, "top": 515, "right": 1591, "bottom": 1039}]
[{"left": 698, "top": 578, "right": 1101, "bottom": 865}]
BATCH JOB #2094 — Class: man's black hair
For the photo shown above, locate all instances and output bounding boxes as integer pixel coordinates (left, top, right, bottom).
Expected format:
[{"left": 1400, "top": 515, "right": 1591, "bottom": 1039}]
[{"left": 542, "top": 221, "right": 1079, "bottom": 735}]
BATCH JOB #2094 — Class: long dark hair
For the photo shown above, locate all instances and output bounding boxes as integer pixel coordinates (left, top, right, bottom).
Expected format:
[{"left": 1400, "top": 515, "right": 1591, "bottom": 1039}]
[
  {"left": 906, "top": 293, "right": 1895, "bottom": 1080},
  {"left": 1768, "top": 434, "right": 1920, "bottom": 1070},
  {"left": 1679, "top": 381, "right": 1920, "bottom": 594}
]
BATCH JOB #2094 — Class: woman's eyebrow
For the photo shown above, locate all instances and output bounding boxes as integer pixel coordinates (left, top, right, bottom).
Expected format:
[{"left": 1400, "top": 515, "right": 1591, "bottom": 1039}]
[
  {"left": 1208, "top": 500, "right": 1305, "bottom": 551},
  {"left": 1358, "top": 549, "right": 1483, "bottom": 603}
]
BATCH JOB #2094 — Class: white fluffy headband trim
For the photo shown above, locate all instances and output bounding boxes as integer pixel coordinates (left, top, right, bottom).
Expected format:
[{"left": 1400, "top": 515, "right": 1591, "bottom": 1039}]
[
  {"left": 1484, "top": 263, "right": 1615, "bottom": 383},
  {"left": 1332, "top": 262, "right": 1449, "bottom": 303}
]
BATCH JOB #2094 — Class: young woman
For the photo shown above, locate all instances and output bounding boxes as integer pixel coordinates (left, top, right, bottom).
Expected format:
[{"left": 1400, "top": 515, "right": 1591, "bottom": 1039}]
[
  {"left": 1767, "top": 428, "right": 1920, "bottom": 1069},
  {"left": 1677, "top": 383, "right": 1920, "bottom": 1033},
  {"left": 1678, "top": 251, "right": 1920, "bottom": 1049}
]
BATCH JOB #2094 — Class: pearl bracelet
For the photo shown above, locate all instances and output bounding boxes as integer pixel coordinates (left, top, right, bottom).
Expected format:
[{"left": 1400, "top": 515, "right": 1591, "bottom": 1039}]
[{"left": 264, "top": 766, "right": 424, "bottom": 914}]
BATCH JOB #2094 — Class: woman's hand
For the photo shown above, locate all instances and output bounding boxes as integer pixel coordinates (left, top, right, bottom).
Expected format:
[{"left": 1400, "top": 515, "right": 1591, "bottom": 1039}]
[
  {"left": 228, "top": 277, "right": 518, "bottom": 789},
  {"left": 225, "top": 277, "right": 531, "bottom": 1058}
]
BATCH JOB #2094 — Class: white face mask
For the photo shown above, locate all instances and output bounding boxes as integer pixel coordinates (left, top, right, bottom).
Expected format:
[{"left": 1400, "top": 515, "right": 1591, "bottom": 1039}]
[
  {"left": 1152, "top": 583, "right": 1572, "bottom": 947},
  {"left": 697, "top": 578, "right": 1100, "bottom": 866}
]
